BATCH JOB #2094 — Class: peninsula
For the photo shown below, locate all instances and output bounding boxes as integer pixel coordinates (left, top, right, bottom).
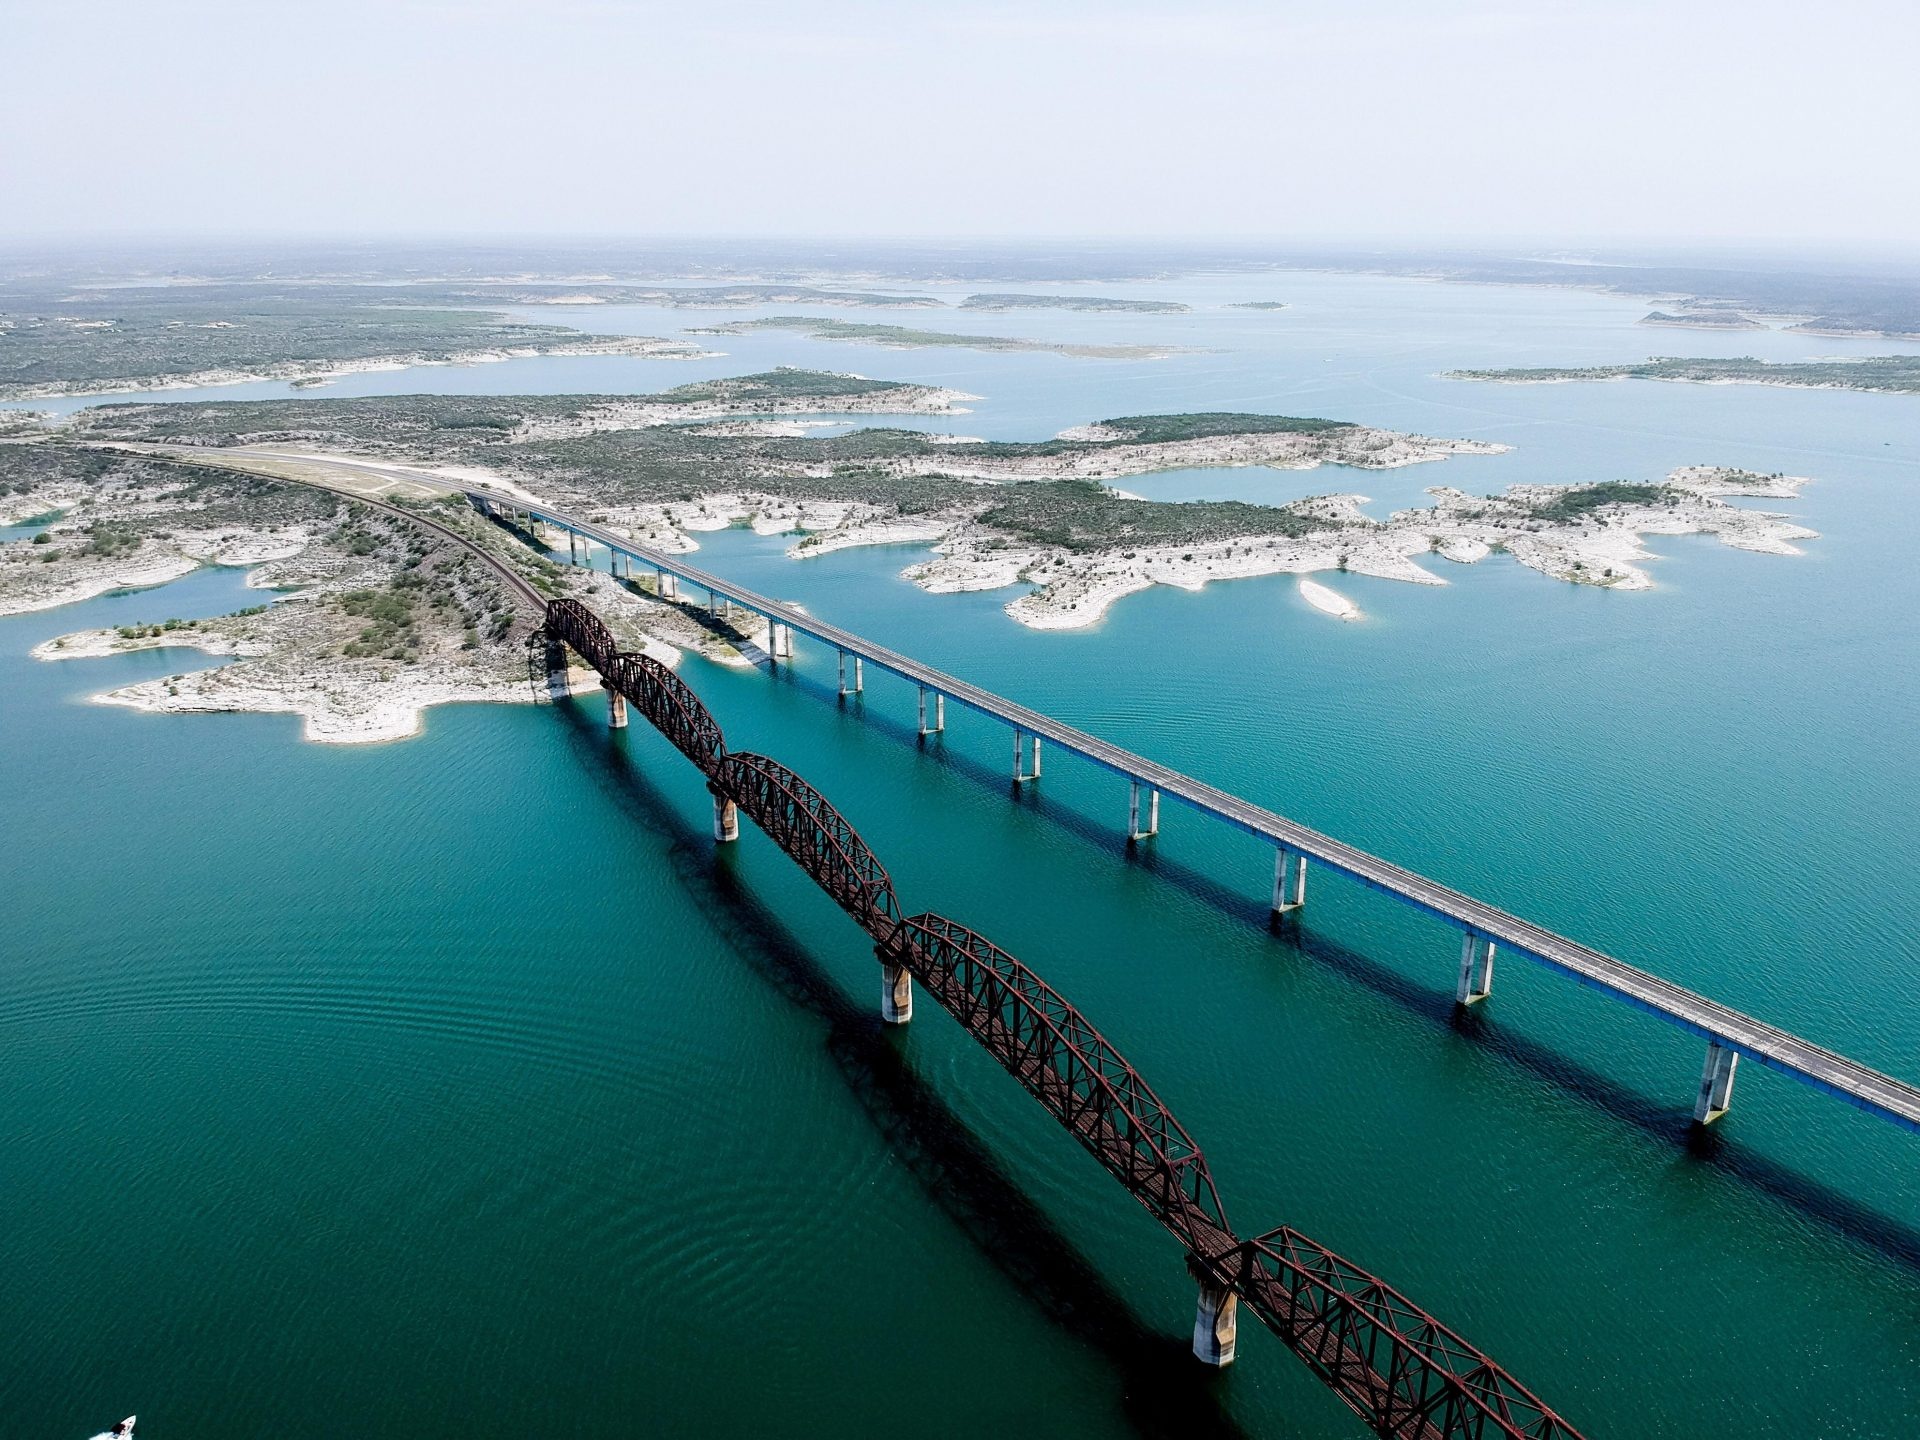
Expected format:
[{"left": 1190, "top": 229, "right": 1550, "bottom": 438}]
[{"left": 0, "top": 302, "right": 710, "bottom": 401}]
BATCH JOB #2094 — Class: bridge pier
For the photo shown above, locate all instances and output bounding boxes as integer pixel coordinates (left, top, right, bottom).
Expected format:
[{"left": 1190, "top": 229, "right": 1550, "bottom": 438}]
[
  {"left": 1192, "top": 1280, "right": 1238, "bottom": 1367},
  {"left": 881, "top": 960, "right": 913, "bottom": 1024},
  {"left": 1694, "top": 1040, "right": 1739, "bottom": 1125},
  {"left": 838, "top": 651, "right": 863, "bottom": 696},
  {"left": 918, "top": 687, "right": 944, "bottom": 734},
  {"left": 543, "top": 637, "right": 570, "bottom": 701},
  {"left": 1128, "top": 780, "right": 1160, "bottom": 840},
  {"left": 1270, "top": 847, "right": 1307, "bottom": 918},
  {"left": 771, "top": 622, "right": 794, "bottom": 659},
  {"left": 711, "top": 792, "right": 740, "bottom": 843},
  {"left": 604, "top": 682, "right": 627, "bottom": 729},
  {"left": 1457, "top": 933, "right": 1495, "bottom": 1006},
  {"left": 1013, "top": 730, "right": 1042, "bottom": 784},
  {"left": 657, "top": 569, "right": 679, "bottom": 601}
]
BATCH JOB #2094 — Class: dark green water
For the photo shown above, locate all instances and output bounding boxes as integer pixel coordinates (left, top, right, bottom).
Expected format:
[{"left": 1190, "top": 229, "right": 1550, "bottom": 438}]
[{"left": 5, "top": 272, "right": 1920, "bottom": 1438}]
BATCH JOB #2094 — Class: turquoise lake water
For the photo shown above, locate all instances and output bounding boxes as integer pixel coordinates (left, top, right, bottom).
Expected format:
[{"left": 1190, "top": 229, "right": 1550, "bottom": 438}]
[{"left": 4, "top": 270, "right": 1919, "bottom": 1438}]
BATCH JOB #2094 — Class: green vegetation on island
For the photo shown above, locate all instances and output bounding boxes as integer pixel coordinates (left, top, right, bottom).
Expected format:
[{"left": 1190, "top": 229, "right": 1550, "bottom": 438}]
[
  {"left": 1088, "top": 413, "right": 1352, "bottom": 443},
  {"left": 959, "top": 293, "right": 1191, "bottom": 314},
  {"left": 1516, "top": 482, "right": 1677, "bottom": 523},
  {"left": 1446, "top": 354, "right": 1920, "bottom": 395},
  {"left": 1639, "top": 310, "right": 1764, "bottom": 329},
  {"left": 685, "top": 316, "right": 1177, "bottom": 359},
  {"left": 978, "top": 479, "right": 1319, "bottom": 550}
]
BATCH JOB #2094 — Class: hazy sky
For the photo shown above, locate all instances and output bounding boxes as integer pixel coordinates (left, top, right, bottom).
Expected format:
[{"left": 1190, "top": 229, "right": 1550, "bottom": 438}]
[{"left": 5, "top": 0, "right": 1916, "bottom": 244}]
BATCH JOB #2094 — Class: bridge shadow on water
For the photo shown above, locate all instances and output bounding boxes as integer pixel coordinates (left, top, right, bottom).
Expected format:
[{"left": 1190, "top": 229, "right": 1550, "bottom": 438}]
[
  {"left": 546, "top": 700, "right": 1250, "bottom": 1440},
  {"left": 740, "top": 661, "right": 1920, "bottom": 1278}
]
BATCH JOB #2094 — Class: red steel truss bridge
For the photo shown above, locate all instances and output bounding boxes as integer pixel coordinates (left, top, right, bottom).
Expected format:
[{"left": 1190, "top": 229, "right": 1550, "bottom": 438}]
[{"left": 541, "top": 596, "right": 1587, "bottom": 1440}]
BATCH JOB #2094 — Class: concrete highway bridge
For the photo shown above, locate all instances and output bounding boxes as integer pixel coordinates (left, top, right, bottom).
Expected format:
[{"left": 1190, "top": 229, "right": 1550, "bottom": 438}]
[{"left": 449, "top": 481, "right": 1919, "bottom": 1138}]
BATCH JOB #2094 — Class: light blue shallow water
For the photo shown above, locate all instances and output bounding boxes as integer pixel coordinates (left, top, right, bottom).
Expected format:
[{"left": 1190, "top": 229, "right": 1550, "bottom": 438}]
[{"left": 4, "top": 270, "right": 1919, "bottom": 1439}]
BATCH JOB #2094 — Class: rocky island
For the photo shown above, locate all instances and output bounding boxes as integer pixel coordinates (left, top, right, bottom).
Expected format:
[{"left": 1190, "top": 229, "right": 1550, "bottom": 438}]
[
  {"left": 958, "top": 294, "right": 1192, "bottom": 313},
  {"left": 683, "top": 316, "right": 1183, "bottom": 360},
  {"left": 1638, "top": 310, "right": 1766, "bottom": 330},
  {"left": 1445, "top": 354, "right": 1920, "bottom": 395}
]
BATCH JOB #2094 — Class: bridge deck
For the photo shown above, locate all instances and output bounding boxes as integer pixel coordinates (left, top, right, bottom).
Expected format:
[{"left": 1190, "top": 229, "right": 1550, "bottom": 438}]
[
  {"left": 522, "top": 498, "right": 1920, "bottom": 1133},
  {"left": 199, "top": 450, "right": 1920, "bottom": 1135}
]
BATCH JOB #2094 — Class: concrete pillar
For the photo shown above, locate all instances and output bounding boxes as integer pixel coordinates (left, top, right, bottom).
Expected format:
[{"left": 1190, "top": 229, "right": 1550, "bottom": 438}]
[
  {"left": 1012, "top": 730, "right": 1041, "bottom": 783},
  {"left": 605, "top": 684, "right": 627, "bottom": 729},
  {"left": 1191, "top": 1280, "right": 1238, "bottom": 1367},
  {"left": 1456, "top": 933, "right": 1495, "bottom": 1006},
  {"left": 1694, "top": 1041, "right": 1739, "bottom": 1125},
  {"left": 881, "top": 961, "right": 913, "bottom": 1025},
  {"left": 659, "top": 570, "right": 679, "bottom": 602},
  {"left": 838, "top": 650, "right": 850, "bottom": 696},
  {"left": 1013, "top": 737, "right": 1044, "bottom": 783},
  {"left": 918, "top": 690, "right": 944, "bottom": 733},
  {"left": 1271, "top": 848, "right": 1307, "bottom": 916},
  {"left": 853, "top": 656, "right": 864, "bottom": 692},
  {"left": 1129, "top": 780, "right": 1161, "bottom": 839},
  {"left": 712, "top": 794, "right": 739, "bottom": 843},
  {"left": 918, "top": 686, "right": 928, "bottom": 733},
  {"left": 543, "top": 638, "right": 569, "bottom": 701}
]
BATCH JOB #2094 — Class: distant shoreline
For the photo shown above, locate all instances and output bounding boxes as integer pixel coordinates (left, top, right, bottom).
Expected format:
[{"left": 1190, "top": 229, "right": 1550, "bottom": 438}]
[{"left": 0, "top": 335, "right": 713, "bottom": 404}]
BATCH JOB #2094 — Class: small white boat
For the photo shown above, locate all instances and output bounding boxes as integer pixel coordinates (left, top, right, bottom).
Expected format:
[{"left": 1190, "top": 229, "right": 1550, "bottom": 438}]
[{"left": 87, "top": 1418, "right": 135, "bottom": 1440}]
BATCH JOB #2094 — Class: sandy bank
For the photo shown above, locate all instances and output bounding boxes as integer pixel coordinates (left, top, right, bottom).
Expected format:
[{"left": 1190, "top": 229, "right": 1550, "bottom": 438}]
[{"left": 1300, "top": 579, "right": 1361, "bottom": 619}]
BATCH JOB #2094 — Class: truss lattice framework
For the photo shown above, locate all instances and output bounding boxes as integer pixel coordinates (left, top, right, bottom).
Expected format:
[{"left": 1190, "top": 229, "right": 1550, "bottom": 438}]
[
  {"left": 545, "top": 600, "right": 726, "bottom": 773},
  {"left": 878, "top": 912, "right": 1235, "bottom": 1256},
  {"left": 718, "top": 750, "right": 902, "bottom": 940}
]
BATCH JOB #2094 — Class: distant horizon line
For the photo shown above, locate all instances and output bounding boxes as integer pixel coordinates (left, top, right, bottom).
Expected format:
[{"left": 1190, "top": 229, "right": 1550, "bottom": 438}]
[{"left": 3, "top": 233, "right": 1918, "bottom": 261}]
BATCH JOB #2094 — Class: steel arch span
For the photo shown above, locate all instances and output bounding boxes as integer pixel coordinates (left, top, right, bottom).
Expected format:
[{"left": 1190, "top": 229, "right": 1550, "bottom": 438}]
[
  {"left": 878, "top": 912, "right": 1234, "bottom": 1258},
  {"left": 543, "top": 600, "right": 725, "bottom": 774},
  {"left": 715, "top": 750, "right": 902, "bottom": 940}
]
